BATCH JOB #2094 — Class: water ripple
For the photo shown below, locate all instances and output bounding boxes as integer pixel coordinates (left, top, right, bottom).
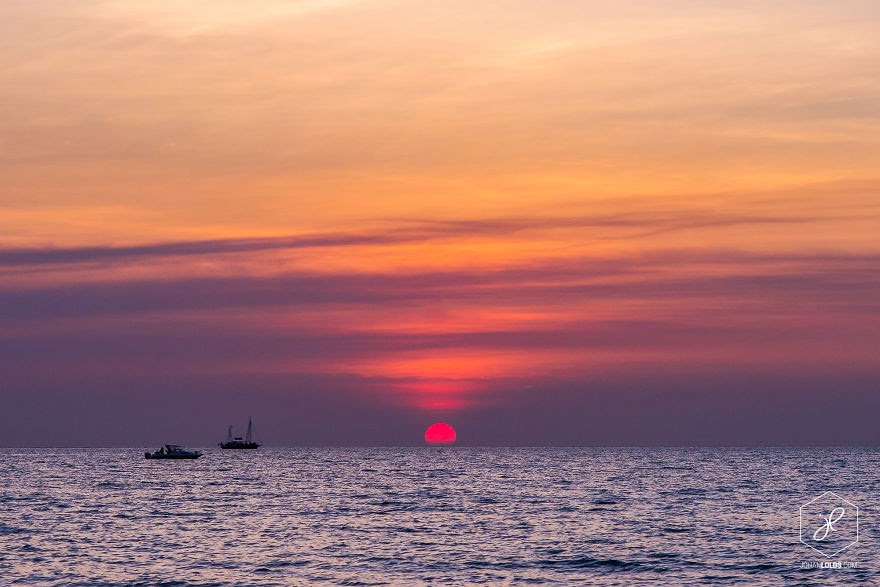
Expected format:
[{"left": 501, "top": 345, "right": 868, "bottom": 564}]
[{"left": 0, "top": 447, "right": 877, "bottom": 586}]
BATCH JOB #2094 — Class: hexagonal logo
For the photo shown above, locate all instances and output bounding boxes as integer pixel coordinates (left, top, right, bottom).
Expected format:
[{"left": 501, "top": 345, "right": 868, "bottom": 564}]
[{"left": 799, "top": 491, "right": 859, "bottom": 557}]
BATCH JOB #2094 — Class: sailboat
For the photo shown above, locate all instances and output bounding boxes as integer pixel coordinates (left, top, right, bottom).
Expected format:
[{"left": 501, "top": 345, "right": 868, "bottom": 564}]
[{"left": 219, "top": 417, "right": 261, "bottom": 449}]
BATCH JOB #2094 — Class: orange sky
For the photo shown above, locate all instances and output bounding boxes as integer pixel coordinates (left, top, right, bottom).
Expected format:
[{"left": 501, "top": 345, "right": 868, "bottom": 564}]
[
  {"left": 1, "top": 1, "right": 879, "bottom": 440},
  {"left": 3, "top": 1, "right": 879, "bottom": 243}
]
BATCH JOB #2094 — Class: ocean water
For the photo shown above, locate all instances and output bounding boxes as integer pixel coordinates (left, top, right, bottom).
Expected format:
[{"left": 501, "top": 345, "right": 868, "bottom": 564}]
[{"left": 1, "top": 447, "right": 877, "bottom": 586}]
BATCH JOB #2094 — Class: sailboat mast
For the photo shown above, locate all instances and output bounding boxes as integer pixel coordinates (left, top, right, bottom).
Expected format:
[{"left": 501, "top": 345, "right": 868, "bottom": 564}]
[{"left": 227, "top": 425, "right": 233, "bottom": 442}]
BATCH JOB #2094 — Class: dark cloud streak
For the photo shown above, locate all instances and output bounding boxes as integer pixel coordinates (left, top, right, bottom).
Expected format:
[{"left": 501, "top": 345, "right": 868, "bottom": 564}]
[
  {"left": 0, "top": 210, "right": 843, "bottom": 269},
  {"left": 1, "top": 251, "right": 877, "bottom": 322},
  {"left": 0, "top": 232, "right": 408, "bottom": 267}
]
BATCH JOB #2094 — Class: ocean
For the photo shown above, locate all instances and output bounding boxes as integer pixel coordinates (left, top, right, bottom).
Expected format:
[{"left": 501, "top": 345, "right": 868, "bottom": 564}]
[{"left": 1, "top": 447, "right": 877, "bottom": 586}]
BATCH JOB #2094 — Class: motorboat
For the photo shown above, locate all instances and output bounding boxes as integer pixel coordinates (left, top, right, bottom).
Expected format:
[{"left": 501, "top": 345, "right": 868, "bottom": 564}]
[{"left": 144, "top": 445, "right": 202, "bottom": 459}]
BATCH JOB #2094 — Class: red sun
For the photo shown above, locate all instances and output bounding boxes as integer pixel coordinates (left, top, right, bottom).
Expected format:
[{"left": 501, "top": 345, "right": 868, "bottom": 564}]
[{"left": 424, "top": 422, "right": 457, "bottom": 445}]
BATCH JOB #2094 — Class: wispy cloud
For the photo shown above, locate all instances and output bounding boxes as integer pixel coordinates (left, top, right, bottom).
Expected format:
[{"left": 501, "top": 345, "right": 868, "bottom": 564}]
[
  {"left": 2, "top": 245, "right": 878, "bottom": 318},
  {"left": 0, "top": 208, "right": 847, "bottom": 269},
  {"left": 0, "top": 232, "right": 405, "bottom": 267}
]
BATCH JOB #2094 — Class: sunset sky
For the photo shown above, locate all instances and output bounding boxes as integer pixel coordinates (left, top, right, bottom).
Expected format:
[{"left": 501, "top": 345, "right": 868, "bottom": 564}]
[{"left": 2, "top": 1, "right": 879, "bottom": 445}]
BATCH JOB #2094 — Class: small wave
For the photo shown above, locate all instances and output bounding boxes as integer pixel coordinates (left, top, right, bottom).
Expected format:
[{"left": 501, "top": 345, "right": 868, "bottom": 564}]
[
  {"left": 391, "top": 526, "right": 422, "bottom": 533},
  {"left": 727, "top": 562, "right": 783, "bottom": 573},
  {"left": 677, "top": 487, "right": 707, "bottom": 495},
  {"left": 370, "top": 500, "right": 417, "bottom": 512},
  {"left": 732, "top": 526, "right": 770, "bottom": 535},
  {"left": 95, "top": 481, "right": 128, "bottom": 490},
  {"left": 0, "top": 495, "right": 35, "bottom": 503},
  {"left": 147, "top": 509, "right": 201, "bottom": 518},
  {"left": 190, "top": 560, "right": 240, "bottom": 570},
  {"left": 475, "top": 496, "right": 500, "bottom": 504},
  {"left": 537, "top": 556, "right": 640, "bottom": 570},
  {"left": 663, "top": 527, "right": 691, "bottom": 533},
  {"left": 581, "top": 538, "right": 619, "bottom": 545},
  {"left": 0, "top": 525, "right": 28, "bottom": 536},
  {"left": 72, "top": 582, "right": 218, "bottom": 587},
  {"left": 591, "top": 498, "right": 619, "bottom": 505},
  {"left": 254, "top": 559, "right": 309, "bottom": 572},
  {"left": 464, "top": 559, "right": 531, "bottom": 570}
]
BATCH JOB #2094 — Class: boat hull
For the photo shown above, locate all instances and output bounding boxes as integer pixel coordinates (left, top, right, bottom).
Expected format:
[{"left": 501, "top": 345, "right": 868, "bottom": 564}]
[
  {"left": 144, "top": 452, "right": 202, "bottom": 459},
  {"left": 219, "top": 442, "right": 260, "bottom": 449}
]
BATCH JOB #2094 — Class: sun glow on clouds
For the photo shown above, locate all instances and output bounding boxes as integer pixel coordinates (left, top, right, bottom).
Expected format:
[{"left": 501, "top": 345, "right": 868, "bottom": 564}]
[{"left": 1, "top": 1, "right": 880, "bottom": 419}]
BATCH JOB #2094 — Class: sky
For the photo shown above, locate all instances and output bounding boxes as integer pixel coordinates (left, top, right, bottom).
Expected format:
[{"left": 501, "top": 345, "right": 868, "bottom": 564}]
[{"left": 1, "top": 1, "right": 879, "bottom": 446}]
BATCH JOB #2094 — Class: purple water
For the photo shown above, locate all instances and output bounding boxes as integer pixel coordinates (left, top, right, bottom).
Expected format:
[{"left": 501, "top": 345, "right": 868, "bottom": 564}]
[{"left": 2, "top": 447, "right": 877, "bottom": 585}]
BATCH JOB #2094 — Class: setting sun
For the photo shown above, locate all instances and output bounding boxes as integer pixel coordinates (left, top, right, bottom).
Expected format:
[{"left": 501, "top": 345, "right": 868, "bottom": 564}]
[{"left": 424, "top": 422, "right": 457, "bottom": 446}]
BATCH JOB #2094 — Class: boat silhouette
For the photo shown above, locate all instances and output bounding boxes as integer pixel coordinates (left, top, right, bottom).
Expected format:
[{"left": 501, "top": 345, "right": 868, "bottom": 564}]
[
  {"left": 219, "top": 417, "right": 261, "bottom": 449},
  {"left": 145, "top": 445, "right": 202, "bottom": 459}
]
